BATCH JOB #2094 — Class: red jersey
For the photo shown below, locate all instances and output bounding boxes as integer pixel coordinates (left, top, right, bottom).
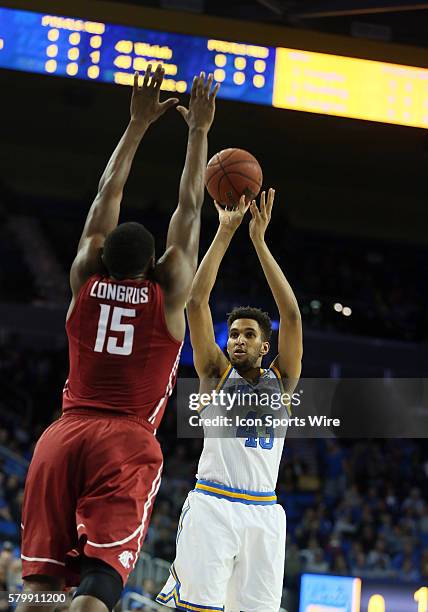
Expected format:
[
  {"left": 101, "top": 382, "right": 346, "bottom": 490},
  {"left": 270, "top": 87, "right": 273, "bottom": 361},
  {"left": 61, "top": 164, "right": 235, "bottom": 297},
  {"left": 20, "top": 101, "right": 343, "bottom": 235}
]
[{"left": 62, "top": 274, "right": 182, "bottom": 430}]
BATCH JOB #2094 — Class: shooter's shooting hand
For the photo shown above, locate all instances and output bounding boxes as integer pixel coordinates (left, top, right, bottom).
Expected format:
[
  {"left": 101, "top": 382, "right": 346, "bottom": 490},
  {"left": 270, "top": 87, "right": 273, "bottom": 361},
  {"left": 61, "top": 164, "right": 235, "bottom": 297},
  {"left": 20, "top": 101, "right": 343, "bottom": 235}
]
[{"left": 214, "top": 195, "right": 250, "bottom": 234}]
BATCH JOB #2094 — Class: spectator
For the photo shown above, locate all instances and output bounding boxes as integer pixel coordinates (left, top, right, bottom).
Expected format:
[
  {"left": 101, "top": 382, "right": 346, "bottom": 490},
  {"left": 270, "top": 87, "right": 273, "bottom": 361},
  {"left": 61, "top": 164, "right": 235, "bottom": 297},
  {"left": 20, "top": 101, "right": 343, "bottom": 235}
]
[
  {"left": 351, "top": 552, "right": 370, "bottom": 578},
  {"left": 333, "top": 508, "right": 357, "bottom": 537},
  {"left": 284, "top": 542, "right": 302, "bottom": 587},
  {"left": 305, "top": 548, "right": 329, "bottom": 574},
  {"left": 366, "top": 539, "right": 392, "bottom": 571},
  {"left": 402, "top": 487, "right": 424, "bottom": 514},
  {"left": 296, "top": 461, "right": 321, "bottom": 492},
  {"left": 420, "top": 549, "right": 428, "bottom": 580},
  {"left": 401, "top": 558, "right": 420, "bottom": 582},
  {"left": 331, "top": 553, "right": 349, "bottom": 576},
  {"left": 142, "top": 578, "right": 156, "bottom": 600}
]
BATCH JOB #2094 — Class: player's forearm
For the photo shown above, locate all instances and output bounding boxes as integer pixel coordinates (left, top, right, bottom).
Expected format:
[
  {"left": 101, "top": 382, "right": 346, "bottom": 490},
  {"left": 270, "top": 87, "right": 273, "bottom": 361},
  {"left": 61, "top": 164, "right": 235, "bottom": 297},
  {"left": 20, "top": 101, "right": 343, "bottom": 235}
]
[
  {"left": 188, "top": 227, "right": 234, "bottom": 304},
  {"left": 178, "top": 126, "right": 208, "bottom": 212},
  {"left": 98, "top": 119, "right": 148, "bottom": 194},
  {"left": 253, "top": 239, "right": 301, "bottom": 320},
  {"left": 79, "top": 121, "right": 149, "bottom": 244},
  {"left": 165, "top": 127, "right": 208, "bottom": 257}
]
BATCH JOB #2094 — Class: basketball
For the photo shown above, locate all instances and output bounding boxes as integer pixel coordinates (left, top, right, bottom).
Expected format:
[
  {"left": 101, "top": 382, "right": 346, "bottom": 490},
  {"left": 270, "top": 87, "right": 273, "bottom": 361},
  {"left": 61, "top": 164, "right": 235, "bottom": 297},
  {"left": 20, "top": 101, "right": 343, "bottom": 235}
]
[{"left": 205, "top": 148, "right": 263, "bottom": 207}]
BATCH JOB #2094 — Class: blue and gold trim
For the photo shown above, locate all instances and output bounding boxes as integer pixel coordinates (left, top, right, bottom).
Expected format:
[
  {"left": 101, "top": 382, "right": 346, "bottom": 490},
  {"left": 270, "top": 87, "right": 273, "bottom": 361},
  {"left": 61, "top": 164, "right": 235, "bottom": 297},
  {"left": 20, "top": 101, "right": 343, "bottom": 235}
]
[
  {"left": 194, "top": 479, "right": 277, "bottom": 505},
  {"left": 176, "top": 499, "right": 190, "bottom": 545},
  {"left": 156, "top": 564, "right": 224, "bottom": 611},
  {"left": 270, "top": 364, "right": 292, "bottom": 416},
  {"left": 215, "top": 363, "right": 233, "bottom": 391},
  {"left": 198, "top": 364, "right": 233, "bottom": 414}
]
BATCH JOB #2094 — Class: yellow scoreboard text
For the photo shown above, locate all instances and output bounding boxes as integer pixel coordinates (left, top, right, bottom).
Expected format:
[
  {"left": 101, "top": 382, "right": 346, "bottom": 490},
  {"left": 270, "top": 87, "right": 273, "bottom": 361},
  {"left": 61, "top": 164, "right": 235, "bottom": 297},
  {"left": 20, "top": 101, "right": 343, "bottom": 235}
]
[{"left": 273, "top": 48, "right": 428, "bottom": 129}]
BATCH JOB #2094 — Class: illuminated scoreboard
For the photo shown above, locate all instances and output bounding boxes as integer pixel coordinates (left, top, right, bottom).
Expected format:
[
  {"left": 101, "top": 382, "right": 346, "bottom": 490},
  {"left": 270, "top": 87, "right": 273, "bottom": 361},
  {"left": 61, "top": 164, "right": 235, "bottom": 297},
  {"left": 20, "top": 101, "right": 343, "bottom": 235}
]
[
  {"left": 300, "top": 573, "right": 428, "bottom": 612},
  {"left": 0, "top": 7, "right": 275, "bottom": 104},
  {"left": 300, "top": 574, "right": 361, "bottom": 612},
  {"left": 273, "top": 48, "right": 428, "bottom": 130},
  {"left": 0, "top": 5, "right": 427, "bottom": 129}
]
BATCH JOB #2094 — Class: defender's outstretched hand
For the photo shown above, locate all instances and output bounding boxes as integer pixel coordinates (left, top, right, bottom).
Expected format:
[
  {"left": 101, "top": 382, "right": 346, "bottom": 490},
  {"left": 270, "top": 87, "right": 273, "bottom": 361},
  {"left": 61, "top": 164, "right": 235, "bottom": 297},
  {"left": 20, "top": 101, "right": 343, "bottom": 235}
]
[
  {"left": 176, "top": 72, "right": 220, "bottom": 132},
  {"left": 249, "top": 188, "right": 275, "bottom": 244},
  {"left": 214, "top": 195, "right": 250, "bottom": 233},
  {"left": 131, "top": 64, "right": 179, "bottom": 127}
]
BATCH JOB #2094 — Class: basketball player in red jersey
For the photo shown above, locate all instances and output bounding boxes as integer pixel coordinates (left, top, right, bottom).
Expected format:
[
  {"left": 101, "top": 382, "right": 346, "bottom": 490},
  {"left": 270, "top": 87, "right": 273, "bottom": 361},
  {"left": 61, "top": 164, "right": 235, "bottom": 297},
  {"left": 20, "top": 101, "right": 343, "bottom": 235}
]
[{"left": 18, "top": 64, "right": 220, "bottom": 612}]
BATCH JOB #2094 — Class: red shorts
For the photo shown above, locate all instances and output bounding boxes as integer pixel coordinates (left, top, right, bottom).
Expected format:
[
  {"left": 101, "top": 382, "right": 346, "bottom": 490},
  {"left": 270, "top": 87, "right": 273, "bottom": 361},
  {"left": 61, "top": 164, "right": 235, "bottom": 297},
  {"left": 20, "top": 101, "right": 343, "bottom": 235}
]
[{"left": 21, "top": 410, "right": 163, "bottom": 587}]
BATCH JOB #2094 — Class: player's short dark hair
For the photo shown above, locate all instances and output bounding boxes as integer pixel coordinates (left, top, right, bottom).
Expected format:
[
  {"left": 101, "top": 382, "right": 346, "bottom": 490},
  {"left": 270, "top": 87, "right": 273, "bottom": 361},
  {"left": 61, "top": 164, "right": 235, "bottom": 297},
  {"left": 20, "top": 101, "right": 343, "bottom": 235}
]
[
  {"left": 103, "top": 222, "right": 155, "bottom": 280},
  {"left": 227, "top": 306, "right": 272, "bottom": 341}
]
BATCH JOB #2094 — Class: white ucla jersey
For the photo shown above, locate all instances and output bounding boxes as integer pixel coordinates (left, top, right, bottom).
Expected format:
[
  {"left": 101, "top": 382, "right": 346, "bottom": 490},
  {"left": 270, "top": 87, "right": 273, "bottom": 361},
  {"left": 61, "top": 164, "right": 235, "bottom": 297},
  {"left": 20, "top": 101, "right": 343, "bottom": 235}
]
[{"left": 196, "top": 364, "right": 289, "bottom": 492}]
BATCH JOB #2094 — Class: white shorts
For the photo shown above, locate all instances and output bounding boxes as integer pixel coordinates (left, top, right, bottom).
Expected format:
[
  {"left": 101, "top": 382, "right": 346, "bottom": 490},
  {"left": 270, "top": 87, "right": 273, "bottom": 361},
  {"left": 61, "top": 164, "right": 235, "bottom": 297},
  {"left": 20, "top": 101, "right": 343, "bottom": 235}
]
[{"left": 156, "top": 481, "right": 286, "bottom": 612}]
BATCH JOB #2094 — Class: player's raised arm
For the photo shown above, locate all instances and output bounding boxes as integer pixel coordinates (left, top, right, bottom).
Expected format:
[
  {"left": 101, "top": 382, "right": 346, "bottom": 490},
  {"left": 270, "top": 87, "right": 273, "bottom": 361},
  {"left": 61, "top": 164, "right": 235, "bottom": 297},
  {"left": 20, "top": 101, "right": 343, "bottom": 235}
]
[
  {"left": 155, "top": 73, "right": 220, "bottom": 305},
  {"left": 187, "top": 197, "right": 249, "bottom": 378},
  {"left": 69, "top": 64, "right": 178, "bottom": 299},
  {"left": 167, "top": 72, "right": 219, "bottom": 262},
  {"left": 249, "top": 189, "right": 303, "bottom": 381}
]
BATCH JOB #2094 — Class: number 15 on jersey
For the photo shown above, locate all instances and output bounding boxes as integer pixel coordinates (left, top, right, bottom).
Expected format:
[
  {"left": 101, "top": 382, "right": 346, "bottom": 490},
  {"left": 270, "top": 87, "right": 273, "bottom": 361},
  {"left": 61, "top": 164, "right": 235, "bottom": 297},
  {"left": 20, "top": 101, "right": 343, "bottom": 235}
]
[{"left": 94, "top": 304, "right": 136, "bottom": 356}]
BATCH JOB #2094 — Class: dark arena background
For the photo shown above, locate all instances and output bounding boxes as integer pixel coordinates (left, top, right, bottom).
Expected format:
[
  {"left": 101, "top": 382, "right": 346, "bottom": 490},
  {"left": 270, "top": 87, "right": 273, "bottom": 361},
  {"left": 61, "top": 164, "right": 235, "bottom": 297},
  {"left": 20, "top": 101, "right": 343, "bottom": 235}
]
[{"left": 0, "top": 0, "right": 428, "bottom": 610}]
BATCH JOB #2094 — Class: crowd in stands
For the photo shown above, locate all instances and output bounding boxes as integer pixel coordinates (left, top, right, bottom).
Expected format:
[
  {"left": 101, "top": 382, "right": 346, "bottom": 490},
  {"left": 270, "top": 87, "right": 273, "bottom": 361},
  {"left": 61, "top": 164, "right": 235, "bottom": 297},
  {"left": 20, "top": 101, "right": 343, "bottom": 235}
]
[
  {"left": 2, "top": 196, "right": 428, "bottom": 342},
  {"left": 0, "top": 335, "right": 427, "bottom": 597}
]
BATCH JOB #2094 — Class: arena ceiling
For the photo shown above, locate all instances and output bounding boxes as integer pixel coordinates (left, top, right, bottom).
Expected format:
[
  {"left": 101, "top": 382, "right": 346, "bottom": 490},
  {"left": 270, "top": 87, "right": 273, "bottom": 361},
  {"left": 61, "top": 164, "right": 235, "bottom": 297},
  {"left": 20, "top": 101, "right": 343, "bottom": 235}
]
[{"left": 97, "top": 0, "right": 428, "bottom": 48}]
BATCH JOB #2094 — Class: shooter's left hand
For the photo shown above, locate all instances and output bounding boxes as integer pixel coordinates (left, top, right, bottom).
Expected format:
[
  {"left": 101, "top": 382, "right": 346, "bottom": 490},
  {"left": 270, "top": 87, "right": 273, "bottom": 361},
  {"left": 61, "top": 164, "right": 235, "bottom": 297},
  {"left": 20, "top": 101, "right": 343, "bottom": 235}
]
[{"left": 249, "top": 188, "right": 275, "bottom": 244}]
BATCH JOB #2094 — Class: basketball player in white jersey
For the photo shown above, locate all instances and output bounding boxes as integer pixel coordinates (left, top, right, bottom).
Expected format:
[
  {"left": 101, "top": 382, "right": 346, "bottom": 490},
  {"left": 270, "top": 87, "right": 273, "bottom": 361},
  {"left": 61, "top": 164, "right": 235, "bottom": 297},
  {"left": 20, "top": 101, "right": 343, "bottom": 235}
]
[{"left": 157, "top": 189, "right": 303, "bottom": 612}]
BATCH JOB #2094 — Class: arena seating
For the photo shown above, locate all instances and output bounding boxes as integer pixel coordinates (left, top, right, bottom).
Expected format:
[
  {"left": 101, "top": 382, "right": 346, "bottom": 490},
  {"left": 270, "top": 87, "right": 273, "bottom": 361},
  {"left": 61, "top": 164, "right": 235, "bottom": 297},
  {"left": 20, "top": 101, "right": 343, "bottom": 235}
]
[
  {"left": 0, "top": 338, "right": 427, "bottom": 598},
  {"left": 2, "top": 197, "right": 427, "bottom": 342}
]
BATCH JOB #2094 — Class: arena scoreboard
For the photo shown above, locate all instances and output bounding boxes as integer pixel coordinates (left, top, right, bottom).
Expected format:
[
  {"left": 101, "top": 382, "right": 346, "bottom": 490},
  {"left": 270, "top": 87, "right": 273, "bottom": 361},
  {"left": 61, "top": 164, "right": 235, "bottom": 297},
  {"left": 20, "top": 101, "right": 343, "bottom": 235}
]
[
  {"left": 0, "top": 6, "right": 427, "bottom": 129},
  {"left": 0, "top": 6, "right": 276, "bottom": 105},
  {"left": 300, "top": 574, "right": 361, "bottom": 611},
  {"left": 300, "top": 573, "right": 428, "bottom": 612}
]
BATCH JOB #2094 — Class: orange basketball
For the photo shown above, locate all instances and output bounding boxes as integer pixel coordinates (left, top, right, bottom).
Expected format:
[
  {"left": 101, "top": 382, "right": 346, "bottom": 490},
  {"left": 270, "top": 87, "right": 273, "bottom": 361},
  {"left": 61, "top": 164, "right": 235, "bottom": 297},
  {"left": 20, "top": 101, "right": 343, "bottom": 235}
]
[{"left": 205, "top": 148, "right": 263, "bottom": 207}]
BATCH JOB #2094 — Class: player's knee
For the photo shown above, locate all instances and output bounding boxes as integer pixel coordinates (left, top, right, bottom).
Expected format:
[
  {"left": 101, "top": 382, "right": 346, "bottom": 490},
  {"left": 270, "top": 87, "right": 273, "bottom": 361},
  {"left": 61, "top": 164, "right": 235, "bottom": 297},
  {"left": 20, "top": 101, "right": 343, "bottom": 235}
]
[
  {"left": 72, "top": 557, "right": 123, "bottom": 612},
  {"left": 17, "top": 577, "right": 65, "bottom": 612},
  {"left": 70, "top": 595, "right": 109, "bottom": 612},
  {"left": 23, "top": 575, "right": 65, "bottom": 590}
]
